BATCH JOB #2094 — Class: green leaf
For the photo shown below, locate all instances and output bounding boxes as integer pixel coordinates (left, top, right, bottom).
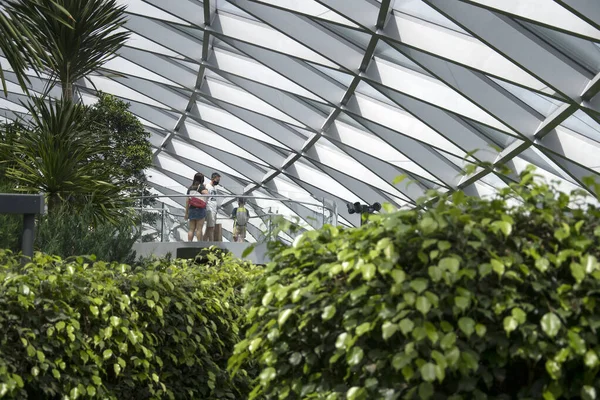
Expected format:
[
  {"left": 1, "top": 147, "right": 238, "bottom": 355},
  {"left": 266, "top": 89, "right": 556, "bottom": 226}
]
[
  {"left": 446, "top": 347, "right": 460, "bottom": 366},
  {"left": 399, "top": 318, "right": 414, "bottom": 336},
  {"left": 581, "top": 386, "right": 597, "bottom": 400},
  {"left": 541, "top": 313, "right": 561, "bottom": 338},
  {"left": 410, "top": 278, "right": 429, "bottom": 294},
  {"left": 584, "top": 350, "right": 599, "bottom": 368},
  {"left": 420, "top": 217, "right": 438, "bottom": 233},
  {"left": 418, "top": 382, "right": 434, "bottom": 400},
  {"left": 416, "top": 296, "right": 432, "bottom": 315},
  {"left": 475, "top": 324, "right": 487, "bottom": 337},
  {"left": 113, "top": 363, "right": 121, "bottom": 376},
  {"left": 356, "top": 322, "right": 371, "bottom": 336},
  {"left": 568, "top": 330, "right": 586, "bottom": 355},
  {"left": 278, "top": 309, "right": 293, "bottom": 327},
  {"left": 336, "top": 332, "right": 349, "bottom": 350},
  {"left": 570, "top": 262, "right": 585, "bottom": 283},
  {"left": 503, "top": 316, "right": 518, "bottom": 334},
  {"left": 454, "top": 296, "right": 470, "bottom": 311},
  {"left": 103, "top": 349, "right": 113, "bottom": 360},
  {"left": 491, "top": 259, "right": 505, "bottom": 276},
  {"left": 392, "top": 352, "right": 411, "bottom": 371},
  {"left": 347, "top": 347, "right": 364, "bottom": 366},
  {"left": 248, "top": 338, "right": 262, "bottom": 353},
  {"left": 361, "top": 263, "right": 376, "bottom": 280},
  {"left": 322, "top": 305, "right": 336, "bottom": 321},
  {"left": 458, "top": 317, "right": 475, "bottom": 338},
  {"left": 242, "top": 243, "right": 256, "bottom": 258},
  {"left": 347, "top": 387, "right": 366, "bottom": 400},
  {"left": 391, "top": 269, "right": 406, "bottom": 283},
  {"left": 393, "top": 174, "right": 408, "bottom": 185},
  {"left": 439, "top": 257, "right": 460, "bottom": 273},
  {"left": 440, "top": 332, "right": 456, "bottom": 350},
  {"left": 428, "top": 266, "right": 442, "bottom": 282},
  {"left": 438, "top": 241, "right": 452, "bottom": 251},
  {"left": 535, "top": 258, "right": 550, "bottom": 272},
  {"left": 289, "top": 352, "right": 302, "bottom": 366},
  {"left": 89, "top": 305, "right": 99, "bottom": 317},
  {"left": 491, "top": 220, "right": 512, "bottom": 237},
  {"left": 382, "top": 322, "right": 398, "bottom": 340},
  {"left": 478, "top": 263, "right": 492, "bottom": 278},
  {"left": 420, "top": 363, "right": 436, "bottom": 383},
  {"left": 512, "top": 307, "right": 527, "bottom": 324}
]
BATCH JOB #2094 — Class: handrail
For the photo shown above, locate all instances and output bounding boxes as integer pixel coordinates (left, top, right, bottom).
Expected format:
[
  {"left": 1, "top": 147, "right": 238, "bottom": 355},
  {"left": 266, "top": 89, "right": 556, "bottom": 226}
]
[
  {"left": 131, "top": 193, "right": 337, "bottom": 243},
  {"left": 133, "top": 194, "right": 336, "bottom": 213}
]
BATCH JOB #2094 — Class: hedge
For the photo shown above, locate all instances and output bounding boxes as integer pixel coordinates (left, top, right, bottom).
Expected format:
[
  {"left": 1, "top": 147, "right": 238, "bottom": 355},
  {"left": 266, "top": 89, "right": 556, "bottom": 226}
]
[
  {"left": 230, "top": 168, "right": 600, "bottom": 400},
  {"left": 0, "top": 249, "right": 259, "bottom": 399}
]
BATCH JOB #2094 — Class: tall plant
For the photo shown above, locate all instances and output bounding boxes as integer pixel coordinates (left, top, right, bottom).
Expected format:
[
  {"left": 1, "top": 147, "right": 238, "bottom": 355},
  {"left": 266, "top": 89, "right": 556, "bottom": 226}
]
[
  {"left": 83, "top": 93, "right": 153, "bottom": 194},
  {"left": 0, "top": 98, "right": 132, "bottom": 223},
  {"left": 0, "top": 0, "right": 72, "bottom": 95},
  {"left": 4, "top": 0, "right": 128, "bottom": 100}
]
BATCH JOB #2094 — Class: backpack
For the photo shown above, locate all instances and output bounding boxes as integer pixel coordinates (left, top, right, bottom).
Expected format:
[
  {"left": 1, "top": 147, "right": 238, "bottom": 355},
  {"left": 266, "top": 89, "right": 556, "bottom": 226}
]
[
  {"left": 189, "top": 189, "right": 206, "bottom": 208},
  {"left": 236, "top": 206, "right": 248, "bottom": 226}
]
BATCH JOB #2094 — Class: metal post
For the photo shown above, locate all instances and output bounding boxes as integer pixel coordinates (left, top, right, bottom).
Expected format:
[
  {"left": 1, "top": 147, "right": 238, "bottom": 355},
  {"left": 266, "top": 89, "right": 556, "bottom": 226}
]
[
  {"left": 268, "top": 207, "right": 272, "bottom": 242},
  {"left": 322, "top": 197, "right": 326, "bottom": 227},
  {"left": 22, "top": 214, "right": 35, "bottom": 260},
  {"left": 139, "top": 192, "right": 144, "bottom": 241},
  {"left": 160, "top": 201, "right": 165, "bottom": 242}
]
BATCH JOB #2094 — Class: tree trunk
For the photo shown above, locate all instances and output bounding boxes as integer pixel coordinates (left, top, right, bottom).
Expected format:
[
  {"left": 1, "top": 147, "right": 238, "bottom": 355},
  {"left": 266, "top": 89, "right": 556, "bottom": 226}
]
[
  {"left": 62, "top": 81, "right": 73, "bottom": 102},
  {"left": 47, "top": 192, "right": 61, "bottom": 214}
]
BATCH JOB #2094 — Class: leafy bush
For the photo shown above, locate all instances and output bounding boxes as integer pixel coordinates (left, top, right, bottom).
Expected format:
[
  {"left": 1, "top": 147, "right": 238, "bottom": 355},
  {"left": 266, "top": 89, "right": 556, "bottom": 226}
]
[
  {"left": 0, "top": 182, "right": 21, "bottom": 252},
  {"left": 230, "top": 168, "right": 600, "bottom": 400},
  {"left": 35, "top": 204, "right": 138, "bottom": 264},
  {"left": 0, "top": 249, "right": 259, "bottom": 399}
]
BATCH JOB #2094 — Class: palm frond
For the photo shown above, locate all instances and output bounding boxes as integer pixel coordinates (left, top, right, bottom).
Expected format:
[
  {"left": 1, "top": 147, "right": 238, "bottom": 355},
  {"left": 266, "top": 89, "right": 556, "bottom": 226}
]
[
  {"left": 4, "top": 0, "right": 129, "bottom": 99},
  {"left": 0, "top": 0, "right": 73, "bottom": 95},
  {"left": 0, "top": 97, "right": 134, "bottom": 224}
]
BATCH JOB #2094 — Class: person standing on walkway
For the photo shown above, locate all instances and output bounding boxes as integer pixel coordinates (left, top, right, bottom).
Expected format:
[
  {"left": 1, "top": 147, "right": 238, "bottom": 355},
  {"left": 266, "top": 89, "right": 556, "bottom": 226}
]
[
  {"left": 231, "top": 197, "right": 249, "bottom": 242},
  {"left": 204, "top": 172, "right": 221, "bottom": 241},
  {"left": 184, "top": 172, "right": 208, "bottom": 242}
]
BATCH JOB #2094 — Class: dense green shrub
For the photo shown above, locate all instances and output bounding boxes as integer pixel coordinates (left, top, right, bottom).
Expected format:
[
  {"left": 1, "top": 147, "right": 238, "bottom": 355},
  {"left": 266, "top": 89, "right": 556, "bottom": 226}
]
[
  {"left": 35, "top": 205, "right": 139, "bottom": 264},
  {"left": 0, "top": 182, "right": 21, "bottom": 252},
  {"left": 230, "top": 168, "right": 600, "bottom": 400},
  {"left": 0, "top": 249, "right": 259, "bottom": 399}
]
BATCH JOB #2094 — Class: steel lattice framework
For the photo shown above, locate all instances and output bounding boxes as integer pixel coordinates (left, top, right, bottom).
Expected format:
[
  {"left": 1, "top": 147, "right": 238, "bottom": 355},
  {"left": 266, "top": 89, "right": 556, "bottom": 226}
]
[{"left": 1, "top": 0, "right": 600, "bottom": 238}]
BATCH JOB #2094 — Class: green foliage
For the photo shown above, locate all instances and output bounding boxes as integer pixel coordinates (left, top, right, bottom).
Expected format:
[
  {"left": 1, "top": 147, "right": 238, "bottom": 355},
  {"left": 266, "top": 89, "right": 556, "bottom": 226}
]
[
  {"left": 0, "top": 98, "right": 133, "bottom": 224},
  {"left": 83, "top": 93, "right": 153, "bottom": 197},
  {"left": 4, "top": 0, "right": 128, "bottom": 100},
  {"left": 231, "top": 167, "right": 600, "bottom": 399},
  {"left": 0, "top": 249, "right": 259, "bottom": 399},
  {"left": 0, "top": 1, "right": 73, "bottom": 95},
  {"left": 35, "top": 204, "right": 139, "bottom": 263}
]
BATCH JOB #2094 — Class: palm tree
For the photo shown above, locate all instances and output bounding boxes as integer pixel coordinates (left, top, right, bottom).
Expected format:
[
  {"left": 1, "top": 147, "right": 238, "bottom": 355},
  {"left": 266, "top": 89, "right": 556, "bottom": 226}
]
[
  {"left": 4, "top": 0, "right": 129, "bottom": 100},
  {"left": 0, "top": 97, "right": 133, "bottom": 224},
  {"left": 0, "top": 0, "right": 133, "bottom": 224},
  {"left": 0, "top": 0, "right": 72, "bottom": 96}
]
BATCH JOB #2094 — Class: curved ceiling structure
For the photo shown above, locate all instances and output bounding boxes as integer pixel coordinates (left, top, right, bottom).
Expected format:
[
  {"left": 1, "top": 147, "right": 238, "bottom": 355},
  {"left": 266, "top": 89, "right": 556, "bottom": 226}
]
[{"left": 2, "top": 0, "right": 600, "bottom": 235}]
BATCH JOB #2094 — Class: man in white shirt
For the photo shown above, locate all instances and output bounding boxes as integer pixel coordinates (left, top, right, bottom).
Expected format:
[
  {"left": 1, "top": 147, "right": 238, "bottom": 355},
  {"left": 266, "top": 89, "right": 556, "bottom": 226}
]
[{"left": 204, "top": 172, "right": 221, "bottom": 241}]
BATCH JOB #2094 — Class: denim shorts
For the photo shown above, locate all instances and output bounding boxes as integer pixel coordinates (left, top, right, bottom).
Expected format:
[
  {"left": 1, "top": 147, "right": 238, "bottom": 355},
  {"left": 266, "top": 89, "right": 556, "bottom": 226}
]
[{"left": 188, "top": 207, "right": 206, "bottom": 220}]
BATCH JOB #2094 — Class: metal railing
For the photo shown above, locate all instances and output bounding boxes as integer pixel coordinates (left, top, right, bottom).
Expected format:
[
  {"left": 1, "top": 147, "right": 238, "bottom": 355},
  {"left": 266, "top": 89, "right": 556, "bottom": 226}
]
[{"left": 131, "top": 194, "right": 338, "bottom": 244}]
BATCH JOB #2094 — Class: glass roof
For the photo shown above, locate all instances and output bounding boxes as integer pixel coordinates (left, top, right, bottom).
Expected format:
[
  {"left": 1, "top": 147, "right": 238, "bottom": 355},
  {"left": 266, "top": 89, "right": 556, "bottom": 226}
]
[{"left": 2, "top": 0, "right": 600, "bottom": 231}]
